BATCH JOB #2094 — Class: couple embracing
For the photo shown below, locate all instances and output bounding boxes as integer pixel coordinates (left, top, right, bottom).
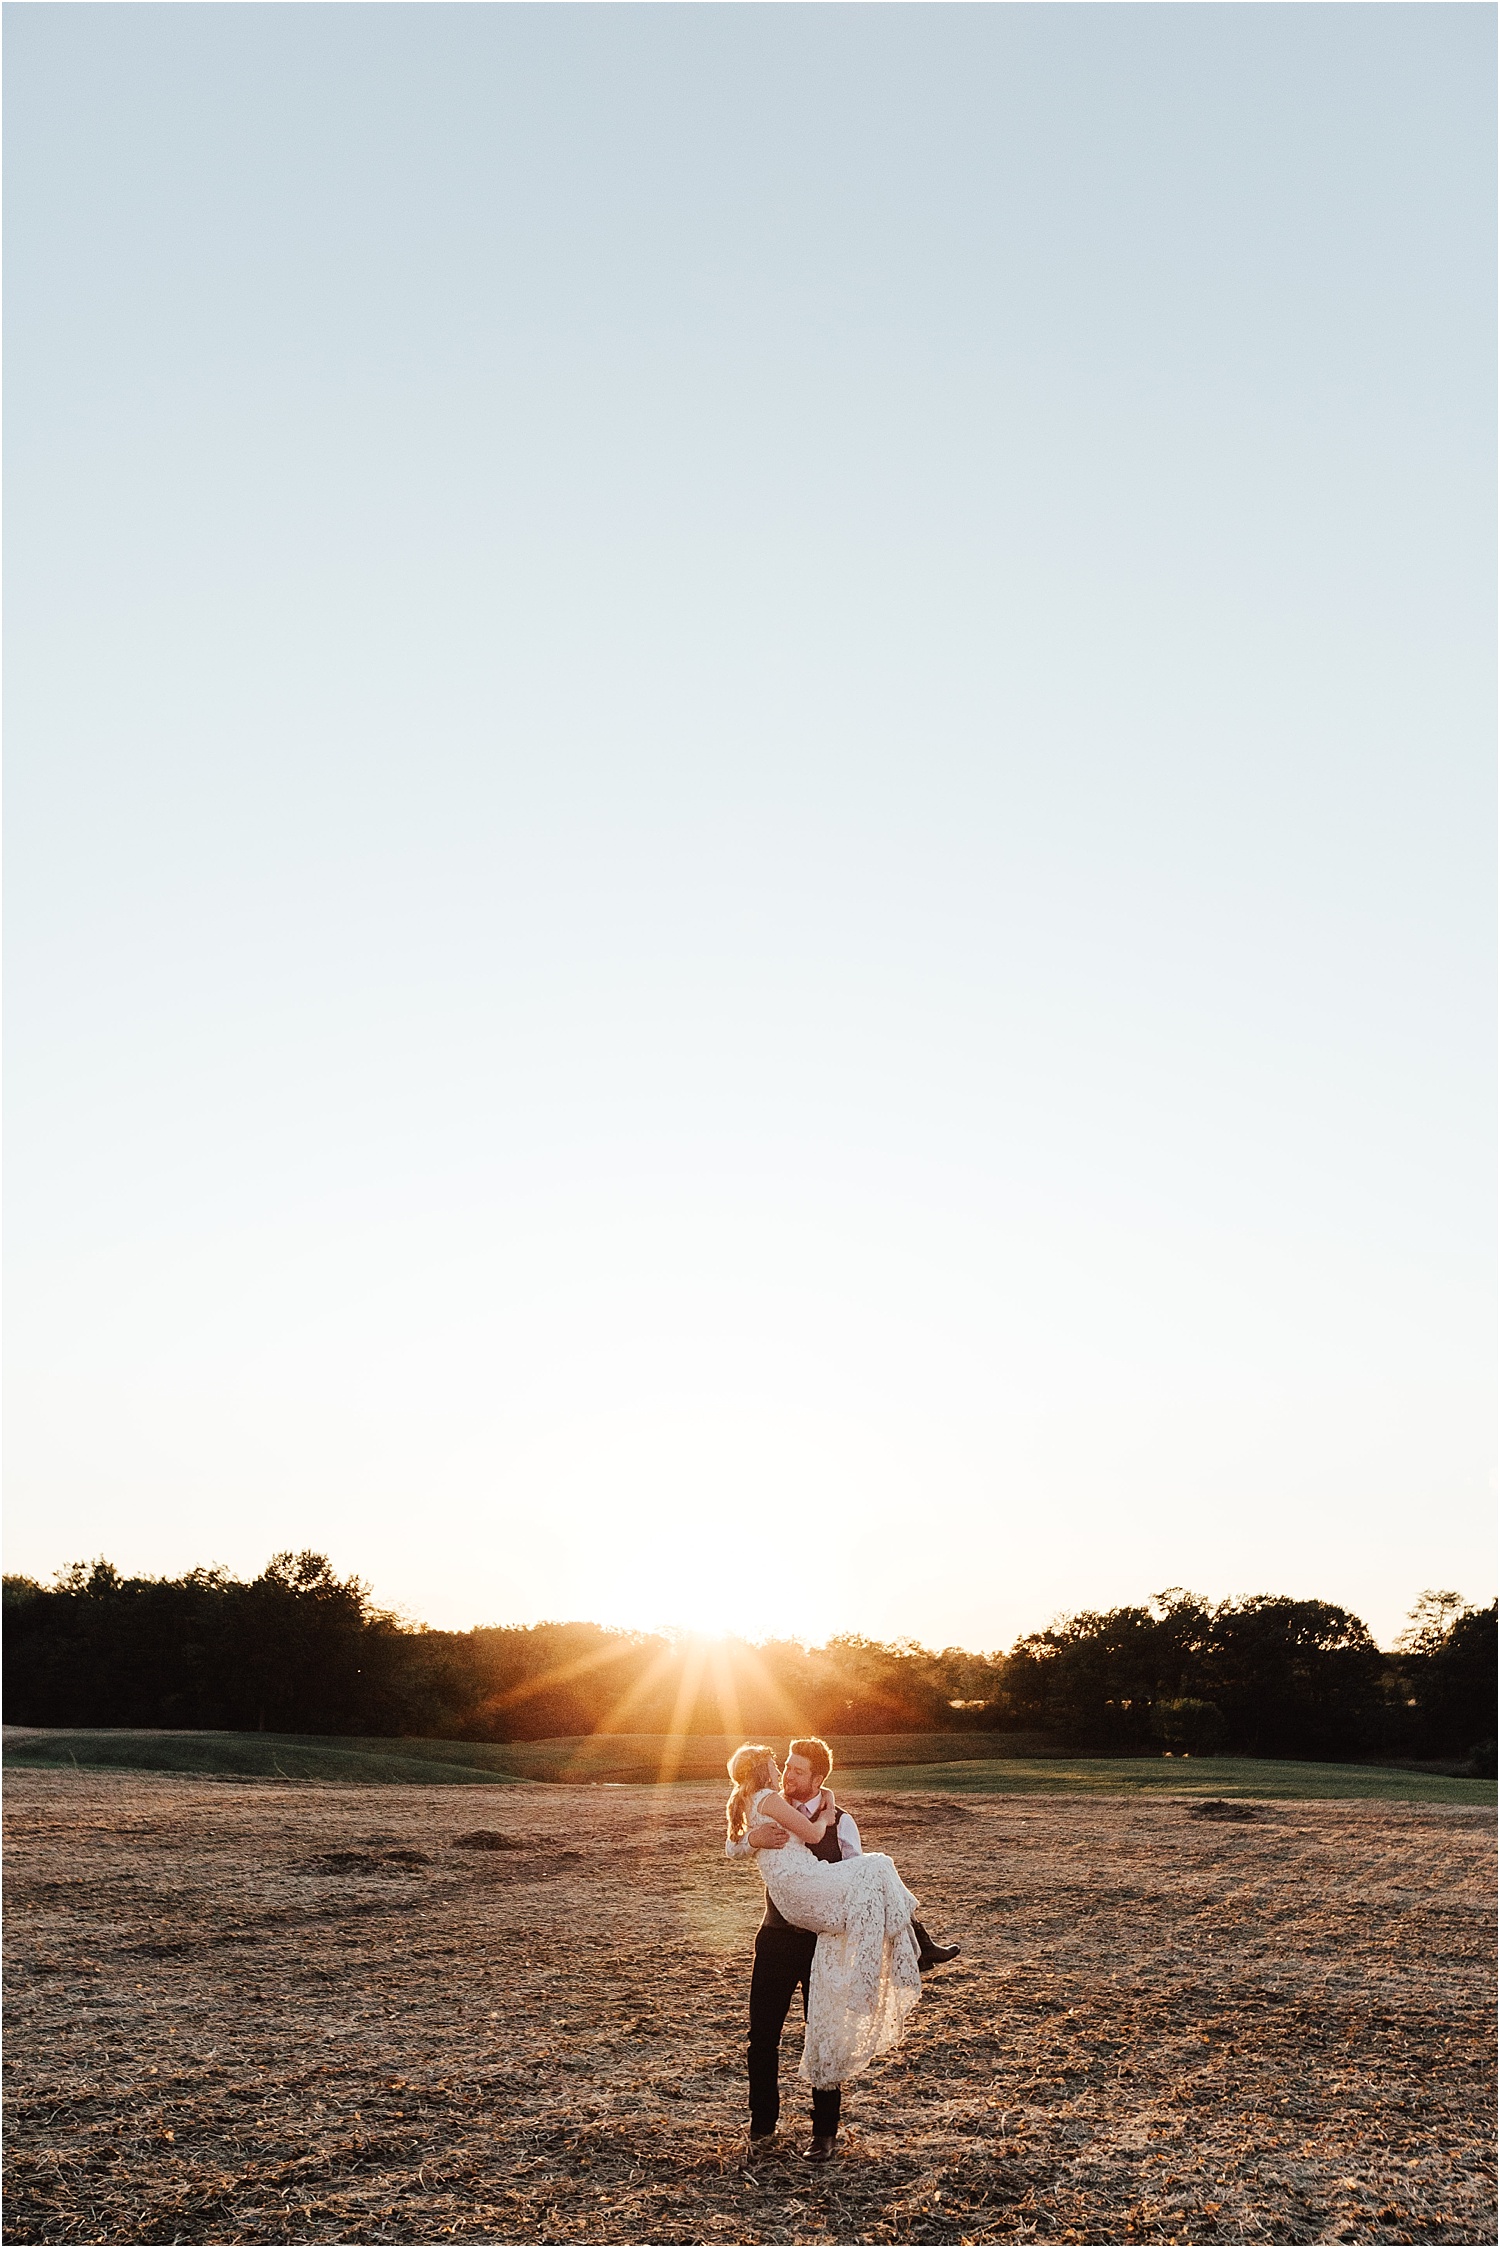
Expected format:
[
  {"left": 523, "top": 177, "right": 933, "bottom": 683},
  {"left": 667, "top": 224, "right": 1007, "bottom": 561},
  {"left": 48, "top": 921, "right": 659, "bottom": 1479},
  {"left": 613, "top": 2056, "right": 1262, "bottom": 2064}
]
[{"left": 724, "top": 1737, "right": 960, "bottom": 2160}]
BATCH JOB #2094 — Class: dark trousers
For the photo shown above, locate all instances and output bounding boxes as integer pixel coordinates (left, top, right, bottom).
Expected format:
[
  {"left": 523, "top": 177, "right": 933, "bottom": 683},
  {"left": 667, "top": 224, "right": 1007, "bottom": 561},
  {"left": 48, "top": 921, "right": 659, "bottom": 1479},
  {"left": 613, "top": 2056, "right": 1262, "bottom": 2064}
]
[{"left": 747, "top": 1925, "right": 842, "bottom": 2136}]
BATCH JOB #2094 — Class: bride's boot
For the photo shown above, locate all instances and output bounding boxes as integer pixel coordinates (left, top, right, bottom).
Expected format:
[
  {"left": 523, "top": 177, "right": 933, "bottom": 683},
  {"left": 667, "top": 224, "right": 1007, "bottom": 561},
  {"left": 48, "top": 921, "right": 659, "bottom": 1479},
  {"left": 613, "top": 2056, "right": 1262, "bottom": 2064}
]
[{"left": 912, "top": 1917, "right": 961, "bottom": 1971}]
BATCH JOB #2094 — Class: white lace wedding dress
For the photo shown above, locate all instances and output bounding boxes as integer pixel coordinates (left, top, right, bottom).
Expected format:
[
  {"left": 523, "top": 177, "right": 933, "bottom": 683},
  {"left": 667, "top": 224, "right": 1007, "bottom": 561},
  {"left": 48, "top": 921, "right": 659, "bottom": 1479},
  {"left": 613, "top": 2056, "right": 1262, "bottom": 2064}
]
[{"left": 749, "top": 1788, "right": 923, "bottom": 2087}]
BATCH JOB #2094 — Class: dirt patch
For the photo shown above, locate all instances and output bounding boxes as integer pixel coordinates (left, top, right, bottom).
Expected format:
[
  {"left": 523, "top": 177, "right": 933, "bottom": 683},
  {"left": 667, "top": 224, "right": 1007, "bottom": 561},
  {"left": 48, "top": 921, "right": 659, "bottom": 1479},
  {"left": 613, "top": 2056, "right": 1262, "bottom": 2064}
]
[
  {"left": 858, "top": 1795, "right": 981, "bottom": 1822},
  {"left": 298, "top": 1852, "right": 431, "bottom": 1876},
  {"left": 3, "top": 1772, "right": 1494, "bottom": 2244}
]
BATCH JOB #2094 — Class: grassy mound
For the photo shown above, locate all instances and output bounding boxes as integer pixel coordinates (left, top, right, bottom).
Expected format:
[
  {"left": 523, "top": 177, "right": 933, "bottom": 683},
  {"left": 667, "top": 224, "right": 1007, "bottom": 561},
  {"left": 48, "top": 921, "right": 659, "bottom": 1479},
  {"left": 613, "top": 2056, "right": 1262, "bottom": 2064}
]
[{"left": 0, "top": 1730, "right": 529, "bottom": 1785}]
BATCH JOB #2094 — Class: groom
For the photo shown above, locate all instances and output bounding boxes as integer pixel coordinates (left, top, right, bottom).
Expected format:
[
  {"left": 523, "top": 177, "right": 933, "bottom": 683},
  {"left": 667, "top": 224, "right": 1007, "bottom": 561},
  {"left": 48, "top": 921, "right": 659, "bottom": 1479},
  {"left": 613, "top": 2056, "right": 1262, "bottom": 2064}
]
[{"left": 730, "top": 1736, "right": 958, "bottom": 2162}]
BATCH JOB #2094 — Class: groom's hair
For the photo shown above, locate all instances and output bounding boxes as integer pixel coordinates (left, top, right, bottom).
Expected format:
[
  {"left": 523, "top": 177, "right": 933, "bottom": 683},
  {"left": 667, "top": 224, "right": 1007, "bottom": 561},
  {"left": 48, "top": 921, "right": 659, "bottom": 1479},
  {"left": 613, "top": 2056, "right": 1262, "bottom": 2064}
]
[{"left": 788, "top": 1736, "right": 833, "bottom": 1782}]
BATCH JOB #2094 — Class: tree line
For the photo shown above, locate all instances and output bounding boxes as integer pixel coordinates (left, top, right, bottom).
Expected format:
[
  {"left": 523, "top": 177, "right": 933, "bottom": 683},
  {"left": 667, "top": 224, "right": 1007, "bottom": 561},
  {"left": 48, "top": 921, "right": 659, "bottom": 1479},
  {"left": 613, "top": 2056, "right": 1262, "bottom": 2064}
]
[{"left": 3, "top": 1555, "right": 1493, "bottom": 1769}]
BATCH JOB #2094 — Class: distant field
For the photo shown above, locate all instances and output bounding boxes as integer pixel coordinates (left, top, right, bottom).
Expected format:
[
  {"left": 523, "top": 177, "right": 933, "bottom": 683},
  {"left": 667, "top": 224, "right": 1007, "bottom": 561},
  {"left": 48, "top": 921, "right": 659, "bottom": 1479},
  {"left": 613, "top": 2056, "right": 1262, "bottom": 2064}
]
[
  {"left": 0, "top": 1728, "right": 1057, "bottom": 1787},
  {"left": 459, "top": 1731, "right": 1062, "bottom": 1781},
  {"left": 3, "top": 1728, "right": 1490, "bottom": 1803},
  {"left": 841, "top": 1756, "right": 1496, "bottom": 1806}
]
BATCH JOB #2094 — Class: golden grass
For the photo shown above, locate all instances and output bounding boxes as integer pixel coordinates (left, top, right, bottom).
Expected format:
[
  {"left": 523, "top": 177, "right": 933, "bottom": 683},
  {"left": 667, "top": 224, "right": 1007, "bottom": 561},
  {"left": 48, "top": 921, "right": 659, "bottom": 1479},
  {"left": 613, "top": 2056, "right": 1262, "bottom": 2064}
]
[{"left": 3, "top": 1770, "right": 1493, "bottom": 2244}]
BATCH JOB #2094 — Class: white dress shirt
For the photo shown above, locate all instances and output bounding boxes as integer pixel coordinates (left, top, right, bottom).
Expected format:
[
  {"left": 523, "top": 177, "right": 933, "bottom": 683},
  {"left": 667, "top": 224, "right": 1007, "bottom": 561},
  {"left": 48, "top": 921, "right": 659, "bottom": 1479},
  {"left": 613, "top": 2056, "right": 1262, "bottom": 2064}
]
[{"left": 726, "top": 1788, "right": 863, "bottom": 1860}]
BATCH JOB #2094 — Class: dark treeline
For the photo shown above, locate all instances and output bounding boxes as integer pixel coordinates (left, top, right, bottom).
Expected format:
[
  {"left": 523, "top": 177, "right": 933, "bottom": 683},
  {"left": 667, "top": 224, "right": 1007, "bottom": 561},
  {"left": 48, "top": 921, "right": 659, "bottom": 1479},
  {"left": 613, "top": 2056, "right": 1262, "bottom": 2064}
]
[{"left": 3, "top": 1556, "right": 1494, "bottom": 1769}]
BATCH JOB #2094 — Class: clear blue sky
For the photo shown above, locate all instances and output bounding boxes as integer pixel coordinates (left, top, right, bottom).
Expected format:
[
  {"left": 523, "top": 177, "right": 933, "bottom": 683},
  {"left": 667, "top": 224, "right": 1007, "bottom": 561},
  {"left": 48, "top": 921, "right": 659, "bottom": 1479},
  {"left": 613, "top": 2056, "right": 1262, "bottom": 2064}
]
[{"left": 5, "top": 3, "right": 1494, "bottom": 1649}]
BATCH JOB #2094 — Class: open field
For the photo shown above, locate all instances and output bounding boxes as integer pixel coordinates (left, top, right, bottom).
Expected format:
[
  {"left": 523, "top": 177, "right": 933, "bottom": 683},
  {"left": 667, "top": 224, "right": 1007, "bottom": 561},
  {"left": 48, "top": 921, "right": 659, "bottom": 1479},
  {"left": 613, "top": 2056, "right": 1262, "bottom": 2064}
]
[
  {"left": 4, "top": 1731, "right": 1490, "bottom": 1805},
  {"left": 4, "top": 1770, "right": 1494, "bottom": 2245}
]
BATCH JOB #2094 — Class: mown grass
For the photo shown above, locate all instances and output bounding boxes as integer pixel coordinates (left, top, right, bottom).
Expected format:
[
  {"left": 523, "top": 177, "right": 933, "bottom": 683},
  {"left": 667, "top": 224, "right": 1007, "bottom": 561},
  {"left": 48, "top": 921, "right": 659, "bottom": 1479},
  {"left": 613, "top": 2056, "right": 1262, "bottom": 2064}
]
[
  {"left": 842, "top": 1755, "right": 1496, "bottom": 1805},
  {"left": 6, "top": 1769, "right": 1495, "bottom": 2243}
]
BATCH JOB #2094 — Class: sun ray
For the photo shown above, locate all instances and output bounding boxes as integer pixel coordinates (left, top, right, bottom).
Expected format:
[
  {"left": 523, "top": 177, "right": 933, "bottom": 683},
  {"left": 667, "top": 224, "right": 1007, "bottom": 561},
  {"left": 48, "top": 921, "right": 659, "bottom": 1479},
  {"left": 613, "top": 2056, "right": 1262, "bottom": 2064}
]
[
  {"left": 655, "top": 1637, "right": 711, "bottom": 1789},
  {"left": 705, "top": 1638, "right": 744, "bottom": 1748},
  {"left": 586, "top": 1640, "right": 684, "bottom": 1738},
  {"left": 475, "top": 1622, "right": 814, "bottom": 1786},
  {"left": 725, "top": 1637, "right": 808, "bottom": 1738},
  {"left": 484, "top": 1631, "right": 648, "bottom": 1714}
]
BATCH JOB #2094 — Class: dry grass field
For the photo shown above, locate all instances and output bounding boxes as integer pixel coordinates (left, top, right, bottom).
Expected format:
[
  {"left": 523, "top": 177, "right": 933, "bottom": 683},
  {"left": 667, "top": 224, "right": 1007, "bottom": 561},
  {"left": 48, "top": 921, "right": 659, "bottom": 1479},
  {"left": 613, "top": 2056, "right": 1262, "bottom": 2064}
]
[{"left": 4, "top": 1770, "right": 1493, "bottom": 2246}]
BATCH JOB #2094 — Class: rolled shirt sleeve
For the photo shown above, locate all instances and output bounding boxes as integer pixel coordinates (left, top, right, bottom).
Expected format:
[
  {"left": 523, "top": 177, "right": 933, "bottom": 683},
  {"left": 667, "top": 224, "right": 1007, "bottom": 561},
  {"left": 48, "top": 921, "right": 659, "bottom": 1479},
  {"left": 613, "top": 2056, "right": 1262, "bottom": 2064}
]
[{"left": 836, "top": 1811, "right": 862, "bottom": 1859}]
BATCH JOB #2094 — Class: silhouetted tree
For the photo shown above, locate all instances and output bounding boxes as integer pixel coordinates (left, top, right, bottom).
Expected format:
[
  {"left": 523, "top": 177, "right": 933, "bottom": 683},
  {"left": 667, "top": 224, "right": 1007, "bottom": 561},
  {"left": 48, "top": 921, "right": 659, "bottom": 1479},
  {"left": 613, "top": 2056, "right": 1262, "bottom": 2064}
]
[
  {"left": 1, "top": 1553, "right": 457, "bottom": 1735},
  {"left": 990, "top": 1590, "right": 1391, "bottom": 1759},
  {"left": 1196, "top": 1596, "right": 1384, "bottom": 1760},
  {"left": 5, "top": 1559, "right": 1491, "bottom": 1765},
  {"left": 1397, "top": 1592, "right": 1498, "bottom": 1764}
]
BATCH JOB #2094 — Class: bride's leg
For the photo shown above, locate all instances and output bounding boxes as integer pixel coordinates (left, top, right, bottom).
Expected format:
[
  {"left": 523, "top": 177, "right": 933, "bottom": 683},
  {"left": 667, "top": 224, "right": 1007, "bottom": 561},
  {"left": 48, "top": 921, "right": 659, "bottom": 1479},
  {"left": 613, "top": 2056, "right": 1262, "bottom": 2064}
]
[
  {"left": 864, "top": 1852, "right": 920, "bottom": 1924},
  {"left": 869, "top": 1853, "right": 959, "bottom": 1964}
]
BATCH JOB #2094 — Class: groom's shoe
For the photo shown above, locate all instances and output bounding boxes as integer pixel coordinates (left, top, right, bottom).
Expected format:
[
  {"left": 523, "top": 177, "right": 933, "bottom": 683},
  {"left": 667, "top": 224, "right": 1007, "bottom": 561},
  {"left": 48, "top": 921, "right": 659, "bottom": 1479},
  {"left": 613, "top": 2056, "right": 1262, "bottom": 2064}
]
[{"left": 802, "top": 2135, "right": 839, "bottom": 2163}]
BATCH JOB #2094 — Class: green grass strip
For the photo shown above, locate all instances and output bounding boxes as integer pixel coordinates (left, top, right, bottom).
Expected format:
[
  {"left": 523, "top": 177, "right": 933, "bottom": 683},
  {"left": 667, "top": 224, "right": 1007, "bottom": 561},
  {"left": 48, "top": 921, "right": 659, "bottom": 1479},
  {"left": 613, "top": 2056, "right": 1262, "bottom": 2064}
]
[
  {"left": 4, "top": 1733, "right": 1490, "bottom": 1804},
  {"left": 839, "top": 1756, "right": 1495, "bottom": 1805},
  {"left": 1, "top": 1732, "right": 527, "bottom": 1785}
]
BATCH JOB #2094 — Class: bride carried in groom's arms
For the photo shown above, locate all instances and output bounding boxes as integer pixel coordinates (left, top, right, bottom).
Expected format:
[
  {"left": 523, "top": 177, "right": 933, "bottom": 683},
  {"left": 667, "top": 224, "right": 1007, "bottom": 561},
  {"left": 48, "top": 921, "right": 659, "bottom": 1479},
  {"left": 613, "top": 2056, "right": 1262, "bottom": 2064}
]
[{"left": 724, "top": 1737, "right": 960, "bottom": 2160}]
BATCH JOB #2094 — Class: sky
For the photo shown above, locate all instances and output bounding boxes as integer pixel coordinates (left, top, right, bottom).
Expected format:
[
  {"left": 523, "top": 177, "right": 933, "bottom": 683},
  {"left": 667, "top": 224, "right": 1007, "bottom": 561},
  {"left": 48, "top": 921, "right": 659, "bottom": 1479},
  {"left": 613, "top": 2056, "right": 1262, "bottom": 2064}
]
[{"left": 4, "top": 2, "right": 1495, "bottom": 1653}]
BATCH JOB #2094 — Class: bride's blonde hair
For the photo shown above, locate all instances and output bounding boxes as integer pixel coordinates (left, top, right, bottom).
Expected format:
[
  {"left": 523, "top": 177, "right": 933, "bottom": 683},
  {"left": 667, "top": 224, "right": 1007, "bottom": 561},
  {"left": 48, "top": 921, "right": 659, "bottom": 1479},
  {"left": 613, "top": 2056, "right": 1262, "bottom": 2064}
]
[{"left": 725, "top": 1743, "right": 778, "bottom": 1843}]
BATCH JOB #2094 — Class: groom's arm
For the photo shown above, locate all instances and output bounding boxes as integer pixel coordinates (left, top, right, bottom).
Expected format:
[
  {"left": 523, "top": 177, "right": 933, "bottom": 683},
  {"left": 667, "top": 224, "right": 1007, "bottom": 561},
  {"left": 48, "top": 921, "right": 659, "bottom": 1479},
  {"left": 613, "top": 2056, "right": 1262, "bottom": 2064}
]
[{"left": 725, "top": 1822, "right": 790, "bottom": 1858}]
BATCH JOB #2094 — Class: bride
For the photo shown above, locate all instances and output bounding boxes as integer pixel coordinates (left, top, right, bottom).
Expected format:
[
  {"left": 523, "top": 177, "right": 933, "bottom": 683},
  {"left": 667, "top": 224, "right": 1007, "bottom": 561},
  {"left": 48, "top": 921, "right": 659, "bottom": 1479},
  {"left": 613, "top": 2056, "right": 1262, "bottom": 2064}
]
[{"left": 726, "top": 1743, "right": 923, "bottom": 2089}]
